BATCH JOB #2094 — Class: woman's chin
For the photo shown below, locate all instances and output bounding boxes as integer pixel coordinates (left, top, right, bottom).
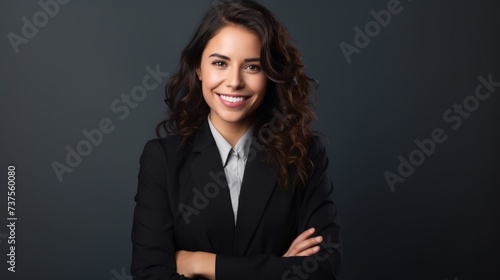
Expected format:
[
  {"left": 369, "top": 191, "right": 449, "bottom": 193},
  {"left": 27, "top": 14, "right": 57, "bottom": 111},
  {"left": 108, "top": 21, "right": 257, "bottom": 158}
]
[{"left": 212, "top": 111, "right": 253, "bottom": 127}]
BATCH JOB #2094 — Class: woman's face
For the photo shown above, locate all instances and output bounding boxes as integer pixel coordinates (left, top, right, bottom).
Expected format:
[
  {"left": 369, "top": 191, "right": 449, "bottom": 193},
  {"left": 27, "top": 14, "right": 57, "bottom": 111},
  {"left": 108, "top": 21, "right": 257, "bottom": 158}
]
[{"left": 197, "top": 25, "right": 267, "bottom": 131}]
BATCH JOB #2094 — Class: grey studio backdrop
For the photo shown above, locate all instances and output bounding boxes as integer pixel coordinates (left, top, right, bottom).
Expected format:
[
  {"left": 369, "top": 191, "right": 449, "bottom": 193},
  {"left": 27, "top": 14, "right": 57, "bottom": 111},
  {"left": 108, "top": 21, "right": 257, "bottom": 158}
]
[{"left": 0, "top": 0, "right": 499, "bottom": 279}]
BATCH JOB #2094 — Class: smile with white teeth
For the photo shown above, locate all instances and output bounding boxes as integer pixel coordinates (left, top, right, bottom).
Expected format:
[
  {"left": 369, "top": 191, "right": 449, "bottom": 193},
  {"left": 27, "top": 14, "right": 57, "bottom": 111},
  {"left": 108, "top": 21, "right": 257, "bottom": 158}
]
[{"left": 219, "top": 94, "right": 248, "bottom": 103}]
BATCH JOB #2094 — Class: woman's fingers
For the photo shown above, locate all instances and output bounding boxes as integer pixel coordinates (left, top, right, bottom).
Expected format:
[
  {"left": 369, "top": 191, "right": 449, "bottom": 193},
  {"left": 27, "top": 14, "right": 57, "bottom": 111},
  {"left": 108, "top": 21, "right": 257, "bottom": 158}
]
[
  {"left": 293, "top": 245, "right": 321, "bottom": 257},
  {"left": 284, "top": 235, "right": 323, "bottom": 257},
  {"left": 283, "top": 228, "right": 324, "bottom": 257},
  {"left": 289, "top": 227, "right": 315, "bottom": 249},
  {"left": 290, "top": 235, "right": 323, "bottom": 256}
]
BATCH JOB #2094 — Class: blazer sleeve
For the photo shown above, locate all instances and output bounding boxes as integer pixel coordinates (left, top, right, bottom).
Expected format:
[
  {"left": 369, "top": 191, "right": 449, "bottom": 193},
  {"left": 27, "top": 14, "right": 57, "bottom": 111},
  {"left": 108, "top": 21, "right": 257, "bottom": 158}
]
[
  {"left": 131, "top": 139, "right": 189, "bottom": 280},
  {"left": 215, "top": 138, "right": 342, "bottom": 280}
]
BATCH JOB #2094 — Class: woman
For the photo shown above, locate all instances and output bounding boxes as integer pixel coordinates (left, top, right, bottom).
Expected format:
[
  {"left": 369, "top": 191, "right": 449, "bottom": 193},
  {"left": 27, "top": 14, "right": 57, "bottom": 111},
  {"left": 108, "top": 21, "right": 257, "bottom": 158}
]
[{"left": 131, "top": 1, "right": 342, "bottom": 279}]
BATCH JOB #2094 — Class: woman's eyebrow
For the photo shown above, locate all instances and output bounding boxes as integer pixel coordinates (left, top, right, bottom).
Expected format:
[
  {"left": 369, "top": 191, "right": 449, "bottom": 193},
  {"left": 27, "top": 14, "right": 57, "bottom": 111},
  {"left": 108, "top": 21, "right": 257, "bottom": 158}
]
[{"left": 209, "top": 53, "right": 260, "bottom": 62}]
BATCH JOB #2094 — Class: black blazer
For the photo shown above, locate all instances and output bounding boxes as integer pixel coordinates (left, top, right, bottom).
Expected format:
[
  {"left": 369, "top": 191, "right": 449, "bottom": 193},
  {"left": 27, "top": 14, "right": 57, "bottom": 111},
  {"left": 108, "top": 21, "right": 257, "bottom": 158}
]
[{"left": 131, "top": 119, "right": 342, "bottom": 279}]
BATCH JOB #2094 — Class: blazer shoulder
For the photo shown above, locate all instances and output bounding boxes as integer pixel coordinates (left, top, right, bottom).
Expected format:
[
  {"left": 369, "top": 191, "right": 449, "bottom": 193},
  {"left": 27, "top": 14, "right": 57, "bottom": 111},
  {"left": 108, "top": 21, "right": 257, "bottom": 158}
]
[
  {"left": 146, "top": 134, "right": 182, "bottom": 150},
  {"left": 308, "top": 134, "right": 330, "bottom": 160},
  {"left": 140, "top": 134, "right": 193, "bottom": 164}
]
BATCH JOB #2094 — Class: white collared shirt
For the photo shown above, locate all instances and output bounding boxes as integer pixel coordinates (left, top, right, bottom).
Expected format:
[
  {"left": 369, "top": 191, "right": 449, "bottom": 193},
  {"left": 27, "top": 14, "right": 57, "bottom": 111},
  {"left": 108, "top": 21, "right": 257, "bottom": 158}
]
[{"left": 207, "top": 115, "right": 253, "bottom": 225}]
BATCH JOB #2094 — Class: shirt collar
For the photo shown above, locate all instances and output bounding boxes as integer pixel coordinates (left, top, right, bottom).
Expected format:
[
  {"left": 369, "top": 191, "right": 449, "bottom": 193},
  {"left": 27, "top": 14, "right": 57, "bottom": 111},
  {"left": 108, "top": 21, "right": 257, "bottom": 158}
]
[{"left": 207, "top": 114, "right": 254, "bottom": 167}]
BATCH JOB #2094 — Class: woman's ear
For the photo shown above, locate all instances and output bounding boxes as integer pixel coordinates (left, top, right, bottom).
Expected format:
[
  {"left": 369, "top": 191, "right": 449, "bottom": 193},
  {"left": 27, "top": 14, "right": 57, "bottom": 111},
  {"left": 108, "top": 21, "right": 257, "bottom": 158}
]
[{"left": 196, "top": 68, "right": 202, "bottom": 81}]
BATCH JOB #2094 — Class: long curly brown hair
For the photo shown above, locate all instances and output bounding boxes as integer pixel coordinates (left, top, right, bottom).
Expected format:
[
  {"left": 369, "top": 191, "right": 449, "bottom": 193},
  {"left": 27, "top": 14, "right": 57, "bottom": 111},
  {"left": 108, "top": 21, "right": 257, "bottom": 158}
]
[{"left": 156, "top": 0, "right": 318, "bottom": 191}]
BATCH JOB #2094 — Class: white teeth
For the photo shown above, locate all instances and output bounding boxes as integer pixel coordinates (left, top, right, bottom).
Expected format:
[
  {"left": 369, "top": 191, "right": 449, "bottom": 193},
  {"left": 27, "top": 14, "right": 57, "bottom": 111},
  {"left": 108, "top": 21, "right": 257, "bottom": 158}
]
[{"left": 219, "top": 94, "right": 246, "bottom": 103}]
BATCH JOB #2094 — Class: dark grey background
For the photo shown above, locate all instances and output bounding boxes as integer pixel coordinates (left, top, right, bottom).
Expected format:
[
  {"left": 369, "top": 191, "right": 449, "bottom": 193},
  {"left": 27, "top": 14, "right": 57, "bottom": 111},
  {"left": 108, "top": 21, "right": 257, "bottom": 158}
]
[{"left": 1, "top": 0, "right": 499, "bottom": 279}]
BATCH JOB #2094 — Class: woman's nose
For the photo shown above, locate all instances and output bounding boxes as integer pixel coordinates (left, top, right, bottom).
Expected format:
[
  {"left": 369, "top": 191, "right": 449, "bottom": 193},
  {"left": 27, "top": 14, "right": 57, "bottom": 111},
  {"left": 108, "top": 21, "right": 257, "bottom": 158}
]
[{"left": 224, "top": 68, "right": 245, "bottom": 89}]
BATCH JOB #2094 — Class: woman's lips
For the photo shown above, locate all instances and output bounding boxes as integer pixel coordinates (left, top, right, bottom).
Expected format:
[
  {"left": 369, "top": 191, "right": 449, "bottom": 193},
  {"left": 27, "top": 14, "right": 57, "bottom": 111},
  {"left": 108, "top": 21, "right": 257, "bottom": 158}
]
[{"left": 216, "top": 93, "right": 250, "bottom": 108}]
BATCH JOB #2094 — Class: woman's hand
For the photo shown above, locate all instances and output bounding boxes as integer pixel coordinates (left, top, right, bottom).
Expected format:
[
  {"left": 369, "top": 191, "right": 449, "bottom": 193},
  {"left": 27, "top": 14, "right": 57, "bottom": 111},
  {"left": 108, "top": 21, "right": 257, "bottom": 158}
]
[
  {"left": 283, "top": 227, "right": 323, "bottom": 257},
  {"left": 175, "top": 250, "right": 197, "bottom": 278},
  {"left": 175, "top": 250, "right": 216, "bottom": 279}
]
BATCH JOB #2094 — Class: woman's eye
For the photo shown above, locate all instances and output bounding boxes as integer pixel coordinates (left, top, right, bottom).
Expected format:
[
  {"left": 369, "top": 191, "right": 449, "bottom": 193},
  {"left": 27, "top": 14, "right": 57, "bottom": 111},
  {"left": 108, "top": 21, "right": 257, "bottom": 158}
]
[
  {"left": 212, "top": 61, "right": 226, "bottom": 67},
  {"left": 246, "top": 65, "right": 261, "bottom": 71}
]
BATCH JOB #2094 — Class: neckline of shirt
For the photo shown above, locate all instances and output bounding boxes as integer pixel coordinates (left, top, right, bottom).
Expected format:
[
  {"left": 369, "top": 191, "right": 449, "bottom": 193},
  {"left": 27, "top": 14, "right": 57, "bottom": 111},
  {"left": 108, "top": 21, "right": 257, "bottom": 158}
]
[{"left": 207, "top": 114, "right": 254, "bottom": 167}]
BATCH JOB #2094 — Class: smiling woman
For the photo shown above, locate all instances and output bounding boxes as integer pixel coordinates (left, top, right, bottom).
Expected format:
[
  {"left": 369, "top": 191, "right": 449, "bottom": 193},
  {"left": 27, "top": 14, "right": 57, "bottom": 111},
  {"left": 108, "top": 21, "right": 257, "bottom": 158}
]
[
  {"left": 196, "top": 24, "right": 267, "bottom": 146},
  {"left": 131, "top": 1, "right": 342, "bottom": 279}
]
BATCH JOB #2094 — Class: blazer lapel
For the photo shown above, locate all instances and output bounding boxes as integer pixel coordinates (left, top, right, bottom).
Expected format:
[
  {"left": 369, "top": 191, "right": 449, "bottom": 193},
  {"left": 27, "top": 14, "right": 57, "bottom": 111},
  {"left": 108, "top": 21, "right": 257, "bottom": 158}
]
[
  {"left": 189, "top": 120, "right": 235, "bottom": 253},
  {"left": 233, "top": 140, "right": 277, "bottom": 256}
]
